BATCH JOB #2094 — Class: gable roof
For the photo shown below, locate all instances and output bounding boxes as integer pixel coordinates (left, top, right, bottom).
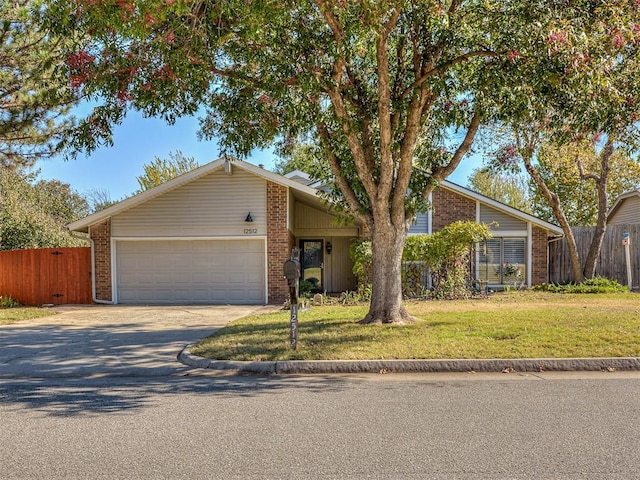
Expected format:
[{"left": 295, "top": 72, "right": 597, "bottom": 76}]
[
  {"left": 69, "top": 158, "right": 563, "bottom": 235},
  {"left": 608, "top": 189, "right": 640, "bottom": 219},
  {"left": 440, "top": 180, "right": 563, "bottom": 234},
  {"left": 67, "top": 157, "right": 322, "bottom": 233}
]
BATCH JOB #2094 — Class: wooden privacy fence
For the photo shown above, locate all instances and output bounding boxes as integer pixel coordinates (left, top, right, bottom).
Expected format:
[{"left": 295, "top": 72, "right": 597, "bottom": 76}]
[
  {"left": 549, "top": 224, "right": 640, "bottom": 289},
  {"left": 0, "top": 247, "right": 92, "bottom": 305}
]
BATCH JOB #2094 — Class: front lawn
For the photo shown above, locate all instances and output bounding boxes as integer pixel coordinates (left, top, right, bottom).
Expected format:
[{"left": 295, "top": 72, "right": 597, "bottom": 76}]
[
  {"left": 190, "top": 291, "right": 640, "bottom": 361},
  {"left": 0, "top": 308, "right": 56, "bottom": 325}
]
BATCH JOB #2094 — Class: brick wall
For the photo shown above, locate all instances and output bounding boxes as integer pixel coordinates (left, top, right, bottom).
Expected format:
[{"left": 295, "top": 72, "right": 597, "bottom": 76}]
[
  {"left": 267, "top": 181, "right": 289, "bottom": 304},
  {"left": 531, "top": 226, "right": 548, "bottom": 285},
  {"left": 431, "top": 188, "right": 476, "bottom": 232},
  {"left": 89, "top": 219, "right": 112, "bottom": 302}
]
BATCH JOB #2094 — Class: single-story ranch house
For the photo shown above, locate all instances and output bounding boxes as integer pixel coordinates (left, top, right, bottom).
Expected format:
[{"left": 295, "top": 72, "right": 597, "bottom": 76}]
[{"left": 68, "top": 158, "right": 563, "bottom": 305}]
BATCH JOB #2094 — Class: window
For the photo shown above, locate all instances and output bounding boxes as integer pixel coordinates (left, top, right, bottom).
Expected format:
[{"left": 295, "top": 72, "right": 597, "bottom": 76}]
[{"left": 478, "top": 238, "right": 526, "bottom": 285}]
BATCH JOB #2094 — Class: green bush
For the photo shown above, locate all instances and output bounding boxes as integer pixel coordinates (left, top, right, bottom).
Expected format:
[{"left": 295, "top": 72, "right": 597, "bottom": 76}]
[
  {"left": 298, "top": 280, "right": 314, "bottom": 298},
  {"left": 0, "top": 295, "right": 22, "bottom": 308},
  {"left": 350, "top": 221, "right": 493, "bottom": 299},
  {"left": 534, "top": 277, "right": 628, "bottom": 294}
]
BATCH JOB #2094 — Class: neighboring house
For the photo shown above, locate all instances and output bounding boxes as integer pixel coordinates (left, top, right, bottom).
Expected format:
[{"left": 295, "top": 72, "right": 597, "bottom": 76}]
[
  {"left": 68, "top": 158, "right": 562, "bottom": 305},
  {"left": 607, "top": 189, "right": 640, "bottom": 225}
]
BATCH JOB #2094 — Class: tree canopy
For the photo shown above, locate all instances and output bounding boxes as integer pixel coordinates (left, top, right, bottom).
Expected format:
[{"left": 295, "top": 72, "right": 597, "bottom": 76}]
[
  {"left": 531, "top": 141, "right": 640, "bottom": 226},
  {"left": 136, "top": 150, "right": 199, "bottom": 191},
  {"left": 467, "top": 167, "right": 532, "bottom": 213},
  {"left": 46, "top": 0, "right": 640, "bottom": 322},
  {"left": 1, "top": 0, "right": 77, "bottom": 167},
  {"left": 0, "top": 166, "right": 89, "bottom": 250}
]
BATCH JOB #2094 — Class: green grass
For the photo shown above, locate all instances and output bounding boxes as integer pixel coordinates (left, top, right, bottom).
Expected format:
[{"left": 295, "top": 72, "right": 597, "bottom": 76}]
[
  {"left": 0, "top": 308, "right": 56, "bottom": 325},
  {"left": 191, "top": 291, "right": 640, "bottom": 361}
]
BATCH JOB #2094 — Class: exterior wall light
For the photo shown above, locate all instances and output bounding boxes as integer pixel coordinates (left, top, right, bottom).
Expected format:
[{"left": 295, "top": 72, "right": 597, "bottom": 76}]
[
  {"left": 245, "top": 213, "right": 254, "bottom": 223},
  {"left": 326, "top": 241, "right": 332, "bottom": 254}
]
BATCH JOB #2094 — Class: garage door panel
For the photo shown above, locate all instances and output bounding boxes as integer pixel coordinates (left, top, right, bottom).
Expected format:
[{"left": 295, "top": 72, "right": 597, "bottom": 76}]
[{"left": 116, "top": 240, "right": 265, "bottom": 304}]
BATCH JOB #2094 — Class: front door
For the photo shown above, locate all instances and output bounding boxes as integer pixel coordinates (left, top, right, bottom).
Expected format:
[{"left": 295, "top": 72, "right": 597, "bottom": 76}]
[{"left": 300, "top": 240, "right": 323, "bottom": 292}]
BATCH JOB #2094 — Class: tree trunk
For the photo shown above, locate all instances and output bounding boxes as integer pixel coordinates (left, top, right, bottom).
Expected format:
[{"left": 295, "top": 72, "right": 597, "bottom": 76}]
[
  {"left": 361, "top": 219, "right": 416, "bottom": 324},
  {"left": 522, "top": 149, "right": 584, "bottom": 282},
  {"left": 582, "top": 200, "right": 607, "bottom": 279},
  {"left": 581, "top": 137, "right": 613, "bottom": 279}
]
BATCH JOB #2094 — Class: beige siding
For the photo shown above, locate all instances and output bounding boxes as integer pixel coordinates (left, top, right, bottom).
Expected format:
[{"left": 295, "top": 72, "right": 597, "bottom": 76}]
[
  {"left": 112, "top": 168, "right": 267, "bottom": 237},
  {"left": 480, "top": 205, "right": 527, "bottom": 232},
  {"left": 293, "top": 201, "right": 357, "bottom": 236},
  {"left": 609, "top": 196, "right": 640, "bottom": 225},
  {"left": 295, "top": 202, "right": 337, "bottom": 229},
  {"left": 325, "top": 236, "right": 356, "bottom": 293}
]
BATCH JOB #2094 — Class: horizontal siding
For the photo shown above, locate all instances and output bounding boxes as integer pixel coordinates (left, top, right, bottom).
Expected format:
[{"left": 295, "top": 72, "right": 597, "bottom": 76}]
[
  {"left": 409, "top": 213, "right": 429, "bottom": 234},
  {"left": 295, "top": 202, "right": 347, "bottom": 230},
  {"left": 112, "top": 168, "right": 267, "bottom": 237},
  {"left": 609, "top": 197, "right": 640, "bottom": 225},
  {"left": 480, "top": 205, "right": 526, "bottom": 232}
]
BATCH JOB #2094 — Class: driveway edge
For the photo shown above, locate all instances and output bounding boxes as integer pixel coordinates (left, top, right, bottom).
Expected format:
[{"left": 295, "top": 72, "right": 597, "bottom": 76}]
[{"left": 177, "top": 345, "right": 640, "bottom": 374}]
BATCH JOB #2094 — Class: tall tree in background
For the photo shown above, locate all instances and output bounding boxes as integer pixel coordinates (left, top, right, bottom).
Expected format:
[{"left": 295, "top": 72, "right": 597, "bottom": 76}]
[
  {"left": 47, "top": 1, "right": 640, "bottom": 323},
  {"left": 0, "top": 0, "right": 77, "bottom": 166},
  {"left": 467, "top": 167, "right": 532, "bottom": 213},
  {"left": 136, "top": 150, "right": 199, "bottom": 191},
  {"left": 531, "top": 142, "right": 640, "bottom": 227},
  {"left": 0, "top": 166, "right": 89, "bottom": 249},
  {"left": 482, "top": 0, "right": 640, "bottom": 283}
]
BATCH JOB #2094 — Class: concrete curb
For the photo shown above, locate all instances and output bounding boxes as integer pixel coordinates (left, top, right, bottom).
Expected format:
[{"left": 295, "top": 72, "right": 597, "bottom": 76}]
[{"left": 177, "top": 345, "right": 640, "bottom": 375}]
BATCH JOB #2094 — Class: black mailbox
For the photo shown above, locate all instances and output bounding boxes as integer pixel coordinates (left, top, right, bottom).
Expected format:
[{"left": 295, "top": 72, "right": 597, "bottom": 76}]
[{"left": 283, "top": 258, "right": 301, "bottom": 281}]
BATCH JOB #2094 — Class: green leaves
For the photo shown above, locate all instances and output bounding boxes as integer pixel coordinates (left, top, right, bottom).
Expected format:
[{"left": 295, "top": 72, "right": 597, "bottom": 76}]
[
  {"left": 135, "top": 150, "right": 199, "bottom": 191},
  {"left": 0, "top": 0, "right": 77, "bottom": 166},
  {"left": 0, "top": 166, "right": 89, "bottom": 249}
]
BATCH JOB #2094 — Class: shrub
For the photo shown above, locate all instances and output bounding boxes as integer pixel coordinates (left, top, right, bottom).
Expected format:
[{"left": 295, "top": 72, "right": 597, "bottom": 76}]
[
  {"left": 350, "top": 221, "right": 493, "bottom": 299},
  {"left": 298, "top": 280, "right": 314, "bottom": 298},
  {"left": 0, "top": 295, "right": 22, "bottom": 308},
  {"left": 534, "top": 277, "right": 628, "bottom": 294}
]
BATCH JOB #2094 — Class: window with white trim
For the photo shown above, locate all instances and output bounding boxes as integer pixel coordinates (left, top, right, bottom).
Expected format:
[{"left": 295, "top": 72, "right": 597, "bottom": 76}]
[{"left": 478, "top": 238, "right": 526, "bottom": 285}]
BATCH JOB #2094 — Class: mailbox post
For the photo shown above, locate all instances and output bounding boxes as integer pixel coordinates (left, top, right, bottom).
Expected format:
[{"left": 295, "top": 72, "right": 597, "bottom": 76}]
[{"left": 283, "top": 256, "right": 301, "bottom": 350}]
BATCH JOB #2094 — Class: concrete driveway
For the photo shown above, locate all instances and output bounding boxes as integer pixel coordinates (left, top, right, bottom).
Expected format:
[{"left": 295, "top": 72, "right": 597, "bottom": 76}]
[{"left": 0, "top": 305, "right": 275, "bottom": 378}]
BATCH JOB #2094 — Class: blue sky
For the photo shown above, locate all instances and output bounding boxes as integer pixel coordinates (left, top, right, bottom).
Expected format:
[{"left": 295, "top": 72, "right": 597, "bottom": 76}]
[{"left": 37, "top": 110, "right": 481, "bottom": 201}]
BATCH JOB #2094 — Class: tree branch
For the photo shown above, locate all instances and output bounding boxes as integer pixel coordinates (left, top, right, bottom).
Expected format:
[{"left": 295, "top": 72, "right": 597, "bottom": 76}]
[{"left": 317, "top": 122, "right": 368, "bottom": 224}]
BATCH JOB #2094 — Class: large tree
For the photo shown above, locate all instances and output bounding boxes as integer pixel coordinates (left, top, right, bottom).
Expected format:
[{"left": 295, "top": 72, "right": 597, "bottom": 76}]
[
  {"left": 0, "top": 166, "right": 89, "bottom": 250},
  {"left": 531, "top": 141, "right": 640, "bottom": 227},
  {"left": 136, "top": 150, "right": 199, "bottom": 191},
  {"left": 467, "top": 167, "right": 532, "bottom": 213},
  {"left": 47, "top": 1, "right": 640, "bottom": 323},
  {"left": 1, "top": 0, "right": 77, "bottom": 166}
]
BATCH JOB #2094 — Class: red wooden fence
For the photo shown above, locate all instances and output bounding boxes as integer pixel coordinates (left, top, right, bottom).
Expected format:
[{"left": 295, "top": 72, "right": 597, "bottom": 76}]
[{"left": 0, "top": 248, "right": 92, "bottom": 305}]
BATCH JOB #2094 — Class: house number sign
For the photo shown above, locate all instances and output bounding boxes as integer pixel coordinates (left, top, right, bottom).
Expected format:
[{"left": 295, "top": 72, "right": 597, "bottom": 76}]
[{"left": 243, "top": 228, "right": 258, "bottom": 234}]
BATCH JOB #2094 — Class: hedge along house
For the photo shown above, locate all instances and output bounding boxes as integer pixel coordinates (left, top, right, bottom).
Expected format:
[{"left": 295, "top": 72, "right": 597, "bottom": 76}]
[
  {"left": 68, "top": 158, "right": 359, "bottom": 305},
  {"left": 409, "top": 181, "right": 564, "bottom": 289}
]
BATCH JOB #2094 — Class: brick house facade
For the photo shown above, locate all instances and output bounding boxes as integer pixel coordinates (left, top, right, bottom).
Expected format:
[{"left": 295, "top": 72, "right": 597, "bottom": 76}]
[
  {"left": 70, "top": 160, "right": 562, "bottom": 304},
  {"left": 431, "top": 187, "right": 476, "bottom": 231},
  {"left": 266, "top": 181, "right": 290, "bottom": 304},
  {"left": 89, "top": 219, "right": 112, "bottom": 302}
]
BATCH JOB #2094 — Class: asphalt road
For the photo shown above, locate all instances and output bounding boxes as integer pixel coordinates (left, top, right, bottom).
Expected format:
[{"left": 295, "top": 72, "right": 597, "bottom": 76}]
[{"left": 2, "top": 371, "right": 640, "bottom": 479}]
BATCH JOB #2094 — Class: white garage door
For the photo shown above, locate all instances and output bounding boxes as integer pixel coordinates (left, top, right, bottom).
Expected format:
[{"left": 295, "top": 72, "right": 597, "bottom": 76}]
[{"left": 116, "top": 239, "right": 266, "bottom": 304}]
